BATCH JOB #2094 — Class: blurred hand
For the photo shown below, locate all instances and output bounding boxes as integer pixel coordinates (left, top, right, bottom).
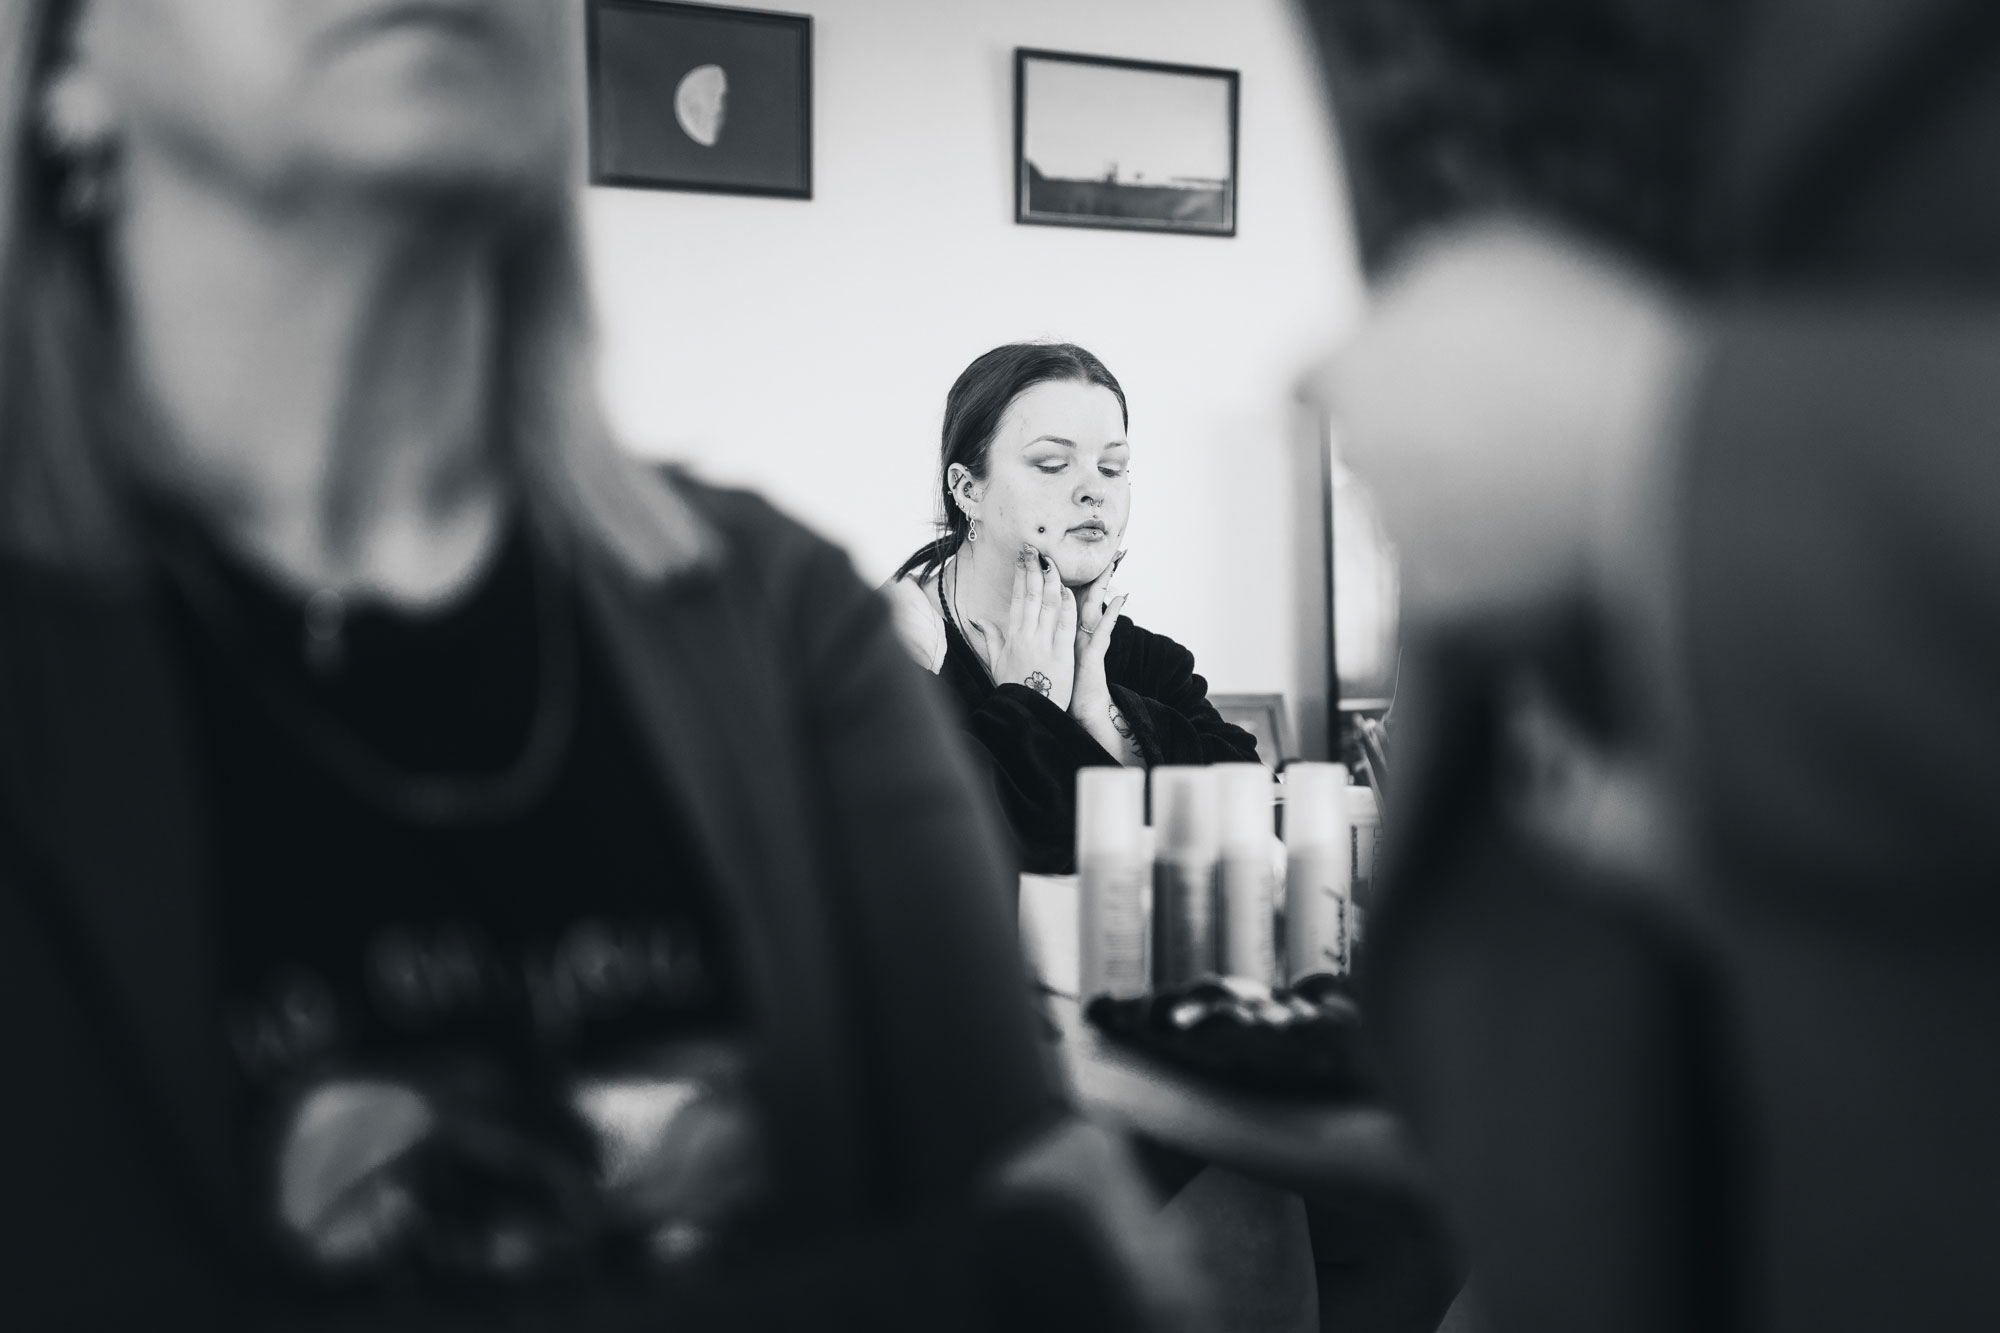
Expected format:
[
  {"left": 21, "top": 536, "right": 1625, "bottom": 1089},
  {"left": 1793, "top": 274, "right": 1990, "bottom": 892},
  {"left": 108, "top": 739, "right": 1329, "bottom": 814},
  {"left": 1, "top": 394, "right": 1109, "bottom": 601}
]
[
  {"left": 962, "top": 545, "right": 1076, "bottom": 709},
  {"left": 1328, "top": 220, "right": 1699, "bottom": 632}
]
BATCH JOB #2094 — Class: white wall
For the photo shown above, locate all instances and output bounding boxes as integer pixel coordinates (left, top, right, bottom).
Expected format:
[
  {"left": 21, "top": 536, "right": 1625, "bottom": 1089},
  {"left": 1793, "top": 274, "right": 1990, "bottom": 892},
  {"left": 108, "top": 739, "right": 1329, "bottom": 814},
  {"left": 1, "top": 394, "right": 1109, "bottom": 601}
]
[{"left": 582, "top": 0, "right": 1362, "bottom": 704}]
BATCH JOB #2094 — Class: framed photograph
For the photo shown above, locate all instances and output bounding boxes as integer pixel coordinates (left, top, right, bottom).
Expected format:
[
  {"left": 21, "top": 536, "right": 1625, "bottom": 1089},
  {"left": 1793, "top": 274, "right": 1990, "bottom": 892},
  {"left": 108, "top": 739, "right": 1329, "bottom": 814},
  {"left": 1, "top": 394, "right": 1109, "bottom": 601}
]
[
  {"left": 1014, "top": 49, "right": 1239, "bottom": 237},
  {"left": 1211, "top": 694, "right": 1294, "bottom": 771},
  {"left": 587, "top": 0, "right": 812, "bottom": 199}
]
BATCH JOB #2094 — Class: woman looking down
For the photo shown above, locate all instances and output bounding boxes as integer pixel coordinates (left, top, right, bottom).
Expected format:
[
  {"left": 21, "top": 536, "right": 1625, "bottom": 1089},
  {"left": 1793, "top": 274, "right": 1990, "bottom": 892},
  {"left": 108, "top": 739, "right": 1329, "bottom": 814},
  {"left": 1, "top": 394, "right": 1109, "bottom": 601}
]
[{"left": 887, "top": 344, "right": 1258, "bottom": 874}]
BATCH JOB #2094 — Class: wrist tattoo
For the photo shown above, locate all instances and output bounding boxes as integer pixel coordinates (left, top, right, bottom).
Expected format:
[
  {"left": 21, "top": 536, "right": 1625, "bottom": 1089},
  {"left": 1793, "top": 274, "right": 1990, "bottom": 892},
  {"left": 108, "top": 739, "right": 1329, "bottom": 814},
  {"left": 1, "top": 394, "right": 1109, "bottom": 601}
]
[
  {"left": 1109, "top": 703, "right": 1133, "bottom": 739},
  {"left": 1024, "top": 671, "right": 1053, "bottom": 697}
]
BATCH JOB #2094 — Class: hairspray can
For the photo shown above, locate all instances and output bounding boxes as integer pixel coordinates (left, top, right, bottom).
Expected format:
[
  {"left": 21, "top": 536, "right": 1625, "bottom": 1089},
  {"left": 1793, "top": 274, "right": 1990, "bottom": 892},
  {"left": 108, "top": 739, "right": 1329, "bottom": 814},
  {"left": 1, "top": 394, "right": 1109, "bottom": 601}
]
[
  {"left": 1215, "top": 764, "right": 1278, "bottom": 984},
  {"left": 1283, "top": 762, "right": 1352, "bottom": 980},
  {"left": 1149, "top": 766, "right": 1218, "bottom": 987},
  {"left": 1076, "top": 767, "right": 1150, "bottom": 999}
]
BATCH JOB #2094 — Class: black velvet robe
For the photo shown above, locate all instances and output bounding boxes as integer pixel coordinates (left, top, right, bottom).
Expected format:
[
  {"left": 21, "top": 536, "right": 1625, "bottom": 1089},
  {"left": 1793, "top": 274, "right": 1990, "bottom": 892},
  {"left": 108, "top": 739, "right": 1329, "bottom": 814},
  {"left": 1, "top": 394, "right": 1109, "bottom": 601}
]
[{"left": 936, "top": 612, "right": 1259, "bottom": 875}]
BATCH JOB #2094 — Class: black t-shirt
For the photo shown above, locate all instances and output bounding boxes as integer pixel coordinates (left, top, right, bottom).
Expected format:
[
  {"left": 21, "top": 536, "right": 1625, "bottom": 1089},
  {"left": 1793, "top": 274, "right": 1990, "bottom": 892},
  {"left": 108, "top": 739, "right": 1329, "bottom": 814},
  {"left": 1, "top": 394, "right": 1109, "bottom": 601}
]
[{"left": 156, "top": 515, "right": 768, "bottom": 1293}]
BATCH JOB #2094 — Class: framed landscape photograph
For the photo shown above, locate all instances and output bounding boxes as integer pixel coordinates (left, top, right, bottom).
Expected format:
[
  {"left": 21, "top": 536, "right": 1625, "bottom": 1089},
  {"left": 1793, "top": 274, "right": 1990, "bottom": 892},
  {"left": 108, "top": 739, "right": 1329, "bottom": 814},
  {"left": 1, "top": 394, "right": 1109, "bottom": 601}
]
[
  {"left": 587, "top": 0, "right": 812, "bottom": 199},
  {"left": 1014, "top": 49, "right": 1239, "bottom": 237}
]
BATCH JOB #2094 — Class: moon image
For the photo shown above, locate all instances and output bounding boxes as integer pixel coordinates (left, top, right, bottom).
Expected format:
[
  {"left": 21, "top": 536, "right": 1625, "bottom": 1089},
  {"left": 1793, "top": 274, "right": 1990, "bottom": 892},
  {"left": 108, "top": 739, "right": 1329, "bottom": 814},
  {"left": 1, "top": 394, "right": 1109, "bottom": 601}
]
[{"left": 674, "top": 64, "right": 728, "bottom": 148}]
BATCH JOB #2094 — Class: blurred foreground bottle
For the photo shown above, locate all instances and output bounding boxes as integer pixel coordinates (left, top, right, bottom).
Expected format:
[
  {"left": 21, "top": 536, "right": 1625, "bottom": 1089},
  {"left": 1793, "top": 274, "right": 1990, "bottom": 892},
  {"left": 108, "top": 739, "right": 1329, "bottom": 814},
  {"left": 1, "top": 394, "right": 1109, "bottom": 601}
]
[
  {"left": 1215, "top": 764, "right": 1279, "bottom": 985},
  {"left": 1077, "top": 767, "right": 1150, "bottom": 999},
  {"left": 1149, "top": 767, "right": 1219, "bottom": 987},
  {"left": 1283, "top": 762, "right": 1352, "bottom": 981}
]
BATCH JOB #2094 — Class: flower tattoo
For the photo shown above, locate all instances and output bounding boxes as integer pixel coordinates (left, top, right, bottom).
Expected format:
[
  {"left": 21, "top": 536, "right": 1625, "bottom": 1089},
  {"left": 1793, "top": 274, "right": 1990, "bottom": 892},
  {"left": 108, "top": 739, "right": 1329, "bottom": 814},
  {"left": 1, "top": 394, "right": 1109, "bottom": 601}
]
[{"left": 1024, "top": 671, "right": 1053, "bottom": 697}]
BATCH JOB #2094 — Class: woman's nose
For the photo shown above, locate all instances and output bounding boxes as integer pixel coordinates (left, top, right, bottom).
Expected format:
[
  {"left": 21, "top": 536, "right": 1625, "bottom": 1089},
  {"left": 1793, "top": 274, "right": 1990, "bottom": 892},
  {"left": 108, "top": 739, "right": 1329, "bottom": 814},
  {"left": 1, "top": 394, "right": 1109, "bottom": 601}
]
[{"left": 1074, "top": 477, "right": 1104, "bottom": 507}]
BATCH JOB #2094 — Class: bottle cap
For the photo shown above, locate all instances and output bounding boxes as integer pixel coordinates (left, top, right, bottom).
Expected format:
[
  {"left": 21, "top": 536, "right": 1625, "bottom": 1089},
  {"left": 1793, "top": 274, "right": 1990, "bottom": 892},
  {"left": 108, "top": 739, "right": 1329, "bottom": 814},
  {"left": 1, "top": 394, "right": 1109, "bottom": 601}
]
[
  {"left": 1283, "top": 762, "right": 1350, "bottom": 848},
  {"left": 1150, "top": 766, "right": 1218, "bottom": 860},
  {"left": 1215, "top": 764, "right": 1275, "bottom": 852},
  {"left": 1076, "top": 767, "right": 1146, "bottom": 860}
]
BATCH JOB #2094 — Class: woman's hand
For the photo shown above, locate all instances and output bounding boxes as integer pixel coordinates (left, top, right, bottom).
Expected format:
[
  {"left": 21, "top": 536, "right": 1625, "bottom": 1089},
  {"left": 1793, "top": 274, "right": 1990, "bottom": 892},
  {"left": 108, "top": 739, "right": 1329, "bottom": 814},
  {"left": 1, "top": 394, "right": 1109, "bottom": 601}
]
[
  {"left": 1071, "top": 555, "right": 1135, "bottom": 762},
  {"left": 961, "top": 545, "right": 1076, "bottom": 709}
]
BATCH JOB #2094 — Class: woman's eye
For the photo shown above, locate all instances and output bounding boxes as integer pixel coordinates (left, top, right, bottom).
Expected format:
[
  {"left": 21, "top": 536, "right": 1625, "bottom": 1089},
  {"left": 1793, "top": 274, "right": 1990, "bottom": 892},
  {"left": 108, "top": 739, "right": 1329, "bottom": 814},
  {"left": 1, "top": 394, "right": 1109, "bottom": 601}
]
[
  {"left": 1033, "top": 461, "right": 1066, "bottom": 475},
  {"left": 1100, "top": 465, "right": 1126, "bottom": 478}
]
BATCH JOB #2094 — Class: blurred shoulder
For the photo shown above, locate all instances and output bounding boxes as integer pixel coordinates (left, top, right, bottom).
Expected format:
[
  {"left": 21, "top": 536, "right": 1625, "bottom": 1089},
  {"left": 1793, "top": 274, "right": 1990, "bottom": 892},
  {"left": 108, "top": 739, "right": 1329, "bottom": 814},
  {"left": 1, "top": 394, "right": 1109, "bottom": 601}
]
[
  {"left": 657, "top": 466, "right": 829, "bottom": 561},
  {"left": 649, "top": 466, "right": 872, "bottom": 609},
  {"left": 881, "top": 573, "right": 946, "bottom": 674}
]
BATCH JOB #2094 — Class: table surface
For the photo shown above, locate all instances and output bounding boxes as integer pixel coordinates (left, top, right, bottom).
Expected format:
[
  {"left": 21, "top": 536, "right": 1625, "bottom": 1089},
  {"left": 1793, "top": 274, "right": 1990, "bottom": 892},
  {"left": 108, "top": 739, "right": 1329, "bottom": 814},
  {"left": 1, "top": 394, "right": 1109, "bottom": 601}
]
[{"left": 1022, "top": 875, "right": 1433, "bottom": 1201}]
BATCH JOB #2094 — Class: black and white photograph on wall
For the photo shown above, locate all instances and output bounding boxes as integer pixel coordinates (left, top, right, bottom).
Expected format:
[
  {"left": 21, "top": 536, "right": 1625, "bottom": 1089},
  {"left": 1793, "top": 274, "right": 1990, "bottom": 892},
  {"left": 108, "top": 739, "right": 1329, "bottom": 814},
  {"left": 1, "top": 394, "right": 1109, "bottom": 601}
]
[
  {"left": 587, "top": 0, "right": 812, "bottom": 198},
  {"left": 1015, "top": 49, "right": 1239, "bottom": 236}
]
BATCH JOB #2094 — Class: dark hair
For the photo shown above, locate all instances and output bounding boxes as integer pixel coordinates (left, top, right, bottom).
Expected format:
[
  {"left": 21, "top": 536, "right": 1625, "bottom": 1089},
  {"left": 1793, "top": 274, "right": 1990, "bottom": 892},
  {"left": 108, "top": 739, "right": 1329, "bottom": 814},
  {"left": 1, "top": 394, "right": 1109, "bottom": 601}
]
[
  {"left": 893, "top": 342, "right": 1127, "bottom": 583},
  {"left": 1297, "top": 0, "right": 1744, "bottom": 281}
]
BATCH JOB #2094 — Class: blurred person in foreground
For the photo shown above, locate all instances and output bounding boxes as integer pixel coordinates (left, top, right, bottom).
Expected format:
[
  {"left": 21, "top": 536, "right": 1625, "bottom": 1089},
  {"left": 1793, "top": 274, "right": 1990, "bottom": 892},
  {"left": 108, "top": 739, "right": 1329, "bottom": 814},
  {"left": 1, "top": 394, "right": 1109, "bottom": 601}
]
[
  {"left": 1299, "top": 0, "right": 2000, "bottom": 1330},
  {"left": 0, "top": 2, "right": 1195, "bottom": 1328}
]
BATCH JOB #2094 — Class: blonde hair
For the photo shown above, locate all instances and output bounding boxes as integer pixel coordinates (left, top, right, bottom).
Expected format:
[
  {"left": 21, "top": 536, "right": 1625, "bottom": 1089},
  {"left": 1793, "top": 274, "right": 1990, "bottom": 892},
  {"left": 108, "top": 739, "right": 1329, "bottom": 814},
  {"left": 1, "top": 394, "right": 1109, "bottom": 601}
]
[{"left": 0, "top": 0, "right": 703, "bottom": 579}]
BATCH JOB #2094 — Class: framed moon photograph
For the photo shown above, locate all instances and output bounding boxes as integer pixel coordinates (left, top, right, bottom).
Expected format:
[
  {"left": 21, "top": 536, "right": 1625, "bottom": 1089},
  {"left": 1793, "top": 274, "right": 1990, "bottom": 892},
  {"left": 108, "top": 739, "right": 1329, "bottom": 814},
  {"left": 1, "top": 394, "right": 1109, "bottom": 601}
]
[
  {"left": 1015, "top": 49, "right": 1239, "bottom": 237},
  {"left": 587, "top": 1, "right": 812, "bottom": 199}
]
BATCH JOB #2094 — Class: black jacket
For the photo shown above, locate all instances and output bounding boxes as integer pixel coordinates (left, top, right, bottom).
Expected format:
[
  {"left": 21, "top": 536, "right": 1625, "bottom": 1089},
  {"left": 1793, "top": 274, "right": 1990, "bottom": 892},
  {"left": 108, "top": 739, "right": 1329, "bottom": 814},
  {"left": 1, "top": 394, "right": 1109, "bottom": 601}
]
[
  {"left": 0, "top": 473, "right": 1186, "bottom": 1330},
  {"left": 937, "top": 613, "right": 1259, "bottom": 874}
]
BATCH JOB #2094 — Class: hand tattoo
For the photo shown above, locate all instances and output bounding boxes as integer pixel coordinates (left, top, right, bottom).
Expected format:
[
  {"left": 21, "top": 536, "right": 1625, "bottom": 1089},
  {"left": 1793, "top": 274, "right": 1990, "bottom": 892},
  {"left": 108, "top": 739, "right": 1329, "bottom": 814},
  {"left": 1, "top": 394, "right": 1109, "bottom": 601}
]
[
  {"left": 1109, "top": 704, "right": 1134, "bottom": 739},
  {"left": 1024, "top": 671, "right": 1053, "bottom": 697}
]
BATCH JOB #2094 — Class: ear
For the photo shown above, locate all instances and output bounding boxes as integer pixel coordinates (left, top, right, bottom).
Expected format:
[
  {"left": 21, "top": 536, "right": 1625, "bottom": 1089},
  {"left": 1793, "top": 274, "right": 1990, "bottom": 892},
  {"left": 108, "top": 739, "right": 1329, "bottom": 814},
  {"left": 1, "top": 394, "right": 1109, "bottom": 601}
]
[{"left": 945, "top": 464, "right": 982, "bottom": 513}]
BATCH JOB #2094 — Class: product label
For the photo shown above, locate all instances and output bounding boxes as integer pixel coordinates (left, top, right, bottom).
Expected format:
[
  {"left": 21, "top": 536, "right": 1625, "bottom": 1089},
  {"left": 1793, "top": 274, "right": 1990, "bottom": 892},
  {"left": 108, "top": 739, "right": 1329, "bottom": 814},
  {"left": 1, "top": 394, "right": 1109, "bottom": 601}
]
[
  {"left": 1152, "top": 859, "right": 1216, "bottom": 988},
  {"left": 1218, "top": 854, "right": 1277, "bottom": 985},
  {"left": 1079, "top": 857, "right": 1149, "bottom": 999},
  {"left": 1284, "top": 848, "right": 1351, "bottom": 980}
]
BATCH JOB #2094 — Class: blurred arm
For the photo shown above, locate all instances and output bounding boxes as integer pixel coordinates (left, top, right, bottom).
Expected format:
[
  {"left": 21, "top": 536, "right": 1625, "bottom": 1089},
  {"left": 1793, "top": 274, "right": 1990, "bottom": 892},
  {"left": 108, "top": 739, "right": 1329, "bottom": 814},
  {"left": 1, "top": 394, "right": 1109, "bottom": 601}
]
[{"left": 777, "top": 528, "right": 1067, "bottom": 1203}]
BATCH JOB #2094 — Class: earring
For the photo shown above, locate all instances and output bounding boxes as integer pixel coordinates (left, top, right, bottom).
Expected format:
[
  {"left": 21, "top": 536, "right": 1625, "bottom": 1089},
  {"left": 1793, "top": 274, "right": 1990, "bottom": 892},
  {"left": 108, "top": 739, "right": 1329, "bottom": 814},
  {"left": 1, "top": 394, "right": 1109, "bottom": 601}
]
[
  {"left": 965, "top": 517, "right": 980, "bottom": 543},
  {"left": 56, "top": 149, "right": 119, "bottom": 223},
  {"left": 41, "top": 70, "right": 121, "bottom": 224}
]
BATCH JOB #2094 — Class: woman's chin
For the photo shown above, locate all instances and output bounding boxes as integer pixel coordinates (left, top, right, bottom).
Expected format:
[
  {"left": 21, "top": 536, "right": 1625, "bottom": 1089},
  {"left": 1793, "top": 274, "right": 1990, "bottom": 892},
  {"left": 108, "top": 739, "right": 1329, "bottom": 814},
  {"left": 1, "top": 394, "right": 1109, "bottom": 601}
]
[{"left": 1058, "top": 549, "right": 1116, "bottom": 588}]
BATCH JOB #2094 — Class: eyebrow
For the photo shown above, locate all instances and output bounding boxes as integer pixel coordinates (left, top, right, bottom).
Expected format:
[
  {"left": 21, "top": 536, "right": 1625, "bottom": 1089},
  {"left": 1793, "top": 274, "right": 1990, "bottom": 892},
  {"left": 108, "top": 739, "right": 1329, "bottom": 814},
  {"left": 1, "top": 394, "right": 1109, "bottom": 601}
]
[{"left": 1026, "top": 435, "right": 1129, "bottom": 448}]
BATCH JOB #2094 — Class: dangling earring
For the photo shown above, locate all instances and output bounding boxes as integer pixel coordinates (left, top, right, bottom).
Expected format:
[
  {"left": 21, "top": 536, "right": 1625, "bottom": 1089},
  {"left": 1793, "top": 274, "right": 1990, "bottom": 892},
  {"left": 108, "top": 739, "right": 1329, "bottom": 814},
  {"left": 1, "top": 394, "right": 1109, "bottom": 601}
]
[
  {"left": 56, "top": 146, "right": 119, "bottom": 223},
  {"left": 41, "top": 68, "right": 122, "bottom": 225},
  {"left": 965, "top": 517, "right": 981, "bottom": 544}
]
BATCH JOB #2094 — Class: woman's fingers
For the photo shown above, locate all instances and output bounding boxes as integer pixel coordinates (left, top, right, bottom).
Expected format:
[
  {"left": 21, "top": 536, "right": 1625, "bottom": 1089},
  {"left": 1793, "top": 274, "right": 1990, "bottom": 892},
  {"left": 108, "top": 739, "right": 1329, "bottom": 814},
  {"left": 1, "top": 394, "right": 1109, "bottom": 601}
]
[
  {"left": 1039, "top": 548, "right": 1064, "bottom": 631},
  {"left": 1083, "top": 593, "right": 1128, "bottom": 666},
  {"left": 1057, "top": 584, "right": 1078, "bottom": 642},
  {"left": 1009, "top": 547, "right": 1035, "bottom": 637},
  {"left": 1077, "top": 556, "right": 1117, "bottom": 633}
]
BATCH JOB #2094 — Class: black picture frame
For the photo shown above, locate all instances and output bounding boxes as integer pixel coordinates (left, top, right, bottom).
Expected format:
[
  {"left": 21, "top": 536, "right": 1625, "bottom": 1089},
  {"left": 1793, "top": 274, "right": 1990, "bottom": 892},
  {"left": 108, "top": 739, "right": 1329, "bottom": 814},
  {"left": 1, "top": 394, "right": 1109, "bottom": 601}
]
[
  {"left": 587, "top": 0, "right": 813, "bottom": 199},
  {"left": 1014, "top": 48, "right": 1239, "bottom": 237}
]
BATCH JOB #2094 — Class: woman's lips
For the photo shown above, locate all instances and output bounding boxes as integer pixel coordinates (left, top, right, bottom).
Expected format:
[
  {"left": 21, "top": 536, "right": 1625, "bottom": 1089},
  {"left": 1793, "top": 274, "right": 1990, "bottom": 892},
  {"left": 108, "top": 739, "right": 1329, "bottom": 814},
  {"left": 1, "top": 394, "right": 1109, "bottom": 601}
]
[
  {"left": 317, "top": 1, "right": 497, "bottom": 57},
  {"left": 1067, "top": 520, "right": 1108, "bottom": 539}
]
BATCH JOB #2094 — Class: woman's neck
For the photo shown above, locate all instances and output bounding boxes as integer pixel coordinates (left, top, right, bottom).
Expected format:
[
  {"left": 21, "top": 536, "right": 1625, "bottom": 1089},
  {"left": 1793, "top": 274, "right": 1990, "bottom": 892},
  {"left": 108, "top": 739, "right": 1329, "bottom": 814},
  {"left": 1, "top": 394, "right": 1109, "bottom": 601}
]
[
  {"left": 948, "top": 538, "right": 1030, "bottom": 637},
  {"left": 111, "top": 153, "right": 505, "bottom": 602}
]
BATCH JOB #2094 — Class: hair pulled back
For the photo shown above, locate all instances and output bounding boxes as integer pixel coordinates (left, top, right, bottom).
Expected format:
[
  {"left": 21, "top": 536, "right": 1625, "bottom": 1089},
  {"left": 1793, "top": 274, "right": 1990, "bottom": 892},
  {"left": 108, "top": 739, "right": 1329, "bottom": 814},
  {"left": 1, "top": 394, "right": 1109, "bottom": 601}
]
[{"left": 893, "top": 342, "right": 1126, "bottom": 583}]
